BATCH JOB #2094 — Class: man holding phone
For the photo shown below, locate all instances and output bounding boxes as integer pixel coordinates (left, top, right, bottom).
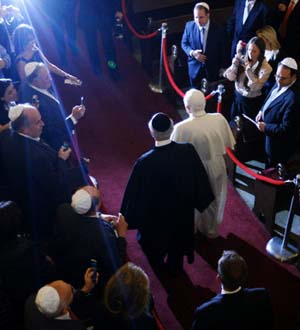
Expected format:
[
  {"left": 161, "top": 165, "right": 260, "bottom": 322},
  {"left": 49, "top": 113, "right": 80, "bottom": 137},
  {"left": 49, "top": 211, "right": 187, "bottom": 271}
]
[
  {"left": 49, "top": 185, "right": 128, "bottom": 291},
  {"left": 20, "top": 62, "right": 86, "bottom": 151}
]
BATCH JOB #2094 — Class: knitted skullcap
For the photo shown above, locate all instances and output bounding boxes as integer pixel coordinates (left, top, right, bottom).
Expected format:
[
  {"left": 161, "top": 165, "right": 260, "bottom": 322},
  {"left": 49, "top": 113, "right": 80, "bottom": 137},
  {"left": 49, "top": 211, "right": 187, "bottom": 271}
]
[
  {"left": 8, "top": 104, "right": 26, "bottom": 122},
  {"left": 71, "top": 188, "right": 92, "bottom": 215},
  {"left": 35, "top": 286, "right": 60, "bottom": 316},
  {"left": 280, "top": 57, "right": 298, "bottom": 71},
  {"left": 196, "top": 2, "right": 210, "bottom": 10},
  {"left": 24, "top": 61, "right": 40, "bottom": 77}
]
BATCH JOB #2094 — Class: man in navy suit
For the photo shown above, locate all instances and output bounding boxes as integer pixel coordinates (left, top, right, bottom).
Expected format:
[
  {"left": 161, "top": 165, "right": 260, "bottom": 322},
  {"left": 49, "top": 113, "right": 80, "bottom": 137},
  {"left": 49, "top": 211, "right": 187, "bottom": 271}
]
[
  {"left": 192, "top": 250, "right": 273, "bottom": 330},
  {"left": 20, "top": 62, "right": 86, "bottom": 151},
  {"left": 181, "top": 2, "right": 229, "bottom": 88},
  {"left": 256, "top": 57, "right": 300, "bottom": 166},
  {"left": 227, "top": 0, "right": 272, "bottom": 57}
]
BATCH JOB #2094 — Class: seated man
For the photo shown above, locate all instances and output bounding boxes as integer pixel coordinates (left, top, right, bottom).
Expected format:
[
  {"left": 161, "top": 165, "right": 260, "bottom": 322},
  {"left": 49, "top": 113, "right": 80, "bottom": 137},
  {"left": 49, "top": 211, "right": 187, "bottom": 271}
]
[
  {"left": 49, "top": 186, "right": 128, "bottom": 291},
  {"left": 192, "top": 250, "right": 273, "bottom": 330},
  {"left": 24, "top": 268, "right": 98, "bottom": 330},
  {"left": 0, "top": 104, "right": 85, "bottom": 239},
  {"left": 19, "top": 62, "right": 85, "bottom": 151}
]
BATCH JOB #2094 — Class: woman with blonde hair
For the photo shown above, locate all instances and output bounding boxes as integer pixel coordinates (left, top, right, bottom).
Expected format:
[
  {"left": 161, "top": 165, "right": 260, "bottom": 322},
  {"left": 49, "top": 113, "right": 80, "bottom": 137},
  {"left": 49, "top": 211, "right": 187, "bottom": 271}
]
[
  {"left": 256, "top": 25, "right": 286, "bottom": 94},
  {"left": 95, "top": 262, "right": 156, "bottom": 330}
]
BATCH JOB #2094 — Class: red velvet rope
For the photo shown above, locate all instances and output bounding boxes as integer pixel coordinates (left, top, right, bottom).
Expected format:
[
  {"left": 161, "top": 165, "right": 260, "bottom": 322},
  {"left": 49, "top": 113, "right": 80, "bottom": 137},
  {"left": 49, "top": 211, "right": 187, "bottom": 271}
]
[
  {"left": 162, "top": 38, "right": 185, "bottom": 97},
  {"left": 162, "top": 38, "right": 214, "bottom": 101},
  {"left": 162, "top": 37, "right": 286, "bottom": 186},
  {"left": 226, "top": 148, "right": 286, "bottom": 185},
  {"left": 121, "top": 0, "right": 159, "bottom": 39},
  {"left": 217, "top": 101, "right": 222, "bottom": 113}
]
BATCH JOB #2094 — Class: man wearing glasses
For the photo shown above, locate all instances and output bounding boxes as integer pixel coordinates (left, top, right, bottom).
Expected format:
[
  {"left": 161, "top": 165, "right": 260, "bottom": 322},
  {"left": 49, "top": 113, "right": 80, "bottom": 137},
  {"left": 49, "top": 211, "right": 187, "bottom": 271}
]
[{"left": 255, "top": 57, "right": 300, "bottom": 166}]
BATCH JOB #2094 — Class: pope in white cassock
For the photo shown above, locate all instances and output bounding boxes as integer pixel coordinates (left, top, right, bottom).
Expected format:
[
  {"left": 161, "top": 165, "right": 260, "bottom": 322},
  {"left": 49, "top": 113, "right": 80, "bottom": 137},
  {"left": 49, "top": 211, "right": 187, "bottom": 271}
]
[{"left": 171, "top": 89, "right": 235, "bottom": 238}]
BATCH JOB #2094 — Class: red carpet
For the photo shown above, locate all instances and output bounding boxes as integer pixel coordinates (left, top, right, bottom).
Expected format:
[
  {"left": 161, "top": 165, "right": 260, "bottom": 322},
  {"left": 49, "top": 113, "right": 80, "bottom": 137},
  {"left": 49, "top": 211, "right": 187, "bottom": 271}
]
[{"left": 35, "top": 19, "right": 300, "bottom": 330}]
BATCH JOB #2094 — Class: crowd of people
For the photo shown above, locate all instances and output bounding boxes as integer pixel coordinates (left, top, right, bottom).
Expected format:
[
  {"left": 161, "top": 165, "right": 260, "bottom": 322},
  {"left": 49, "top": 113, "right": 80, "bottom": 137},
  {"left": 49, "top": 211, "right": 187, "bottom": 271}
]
[
  {"left": 182, "top": 1, "right": 300, "bottom": 167},
  {"left": 0, "top": 0, "right": 298, "bottom": 329}
]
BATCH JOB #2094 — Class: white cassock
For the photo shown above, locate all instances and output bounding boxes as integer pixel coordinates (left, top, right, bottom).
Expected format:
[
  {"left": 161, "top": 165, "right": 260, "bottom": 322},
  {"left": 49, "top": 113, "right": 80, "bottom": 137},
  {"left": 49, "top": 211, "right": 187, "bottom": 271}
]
[{"left": 171, "top": 111, "right": 235, "bottom": 238}]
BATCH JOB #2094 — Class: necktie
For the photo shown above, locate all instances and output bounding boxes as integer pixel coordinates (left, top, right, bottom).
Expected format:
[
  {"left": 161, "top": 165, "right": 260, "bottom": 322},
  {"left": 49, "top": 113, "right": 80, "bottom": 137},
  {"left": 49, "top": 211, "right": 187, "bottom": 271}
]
[
  {"left": 243, "top": 1, "right": 253, "bottom": 24},
  {"left": 279, "top": 0, "right": 296, "bottom": 38},
  {"left": 201, "top": 27, "right": 206, "bottom": 52}
]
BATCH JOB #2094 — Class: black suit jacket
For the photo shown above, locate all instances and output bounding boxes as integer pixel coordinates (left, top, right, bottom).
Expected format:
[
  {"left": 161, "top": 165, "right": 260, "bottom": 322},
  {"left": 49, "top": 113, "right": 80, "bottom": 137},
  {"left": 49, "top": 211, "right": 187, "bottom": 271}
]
[
  {"left": 24, "top": 294, "right": 86, "bottom": 330},
  {"left": 227, "top": 0, "right": 272, "bottom": 57},
  {"left": 279, "top": 1, "right": 300, "bottom": 58},
  {"left": 192, "top": 288, "right": 273, "bottom": 330},
  {"left": 20, "top": 83, "right": 74, "bottom": 151},
  {"left": 0, "top": 130, "right": 82, "bottom": 238},
  {"left": 121, "top": 142, "right": 214, "bottom": 262},
  {"left": 182, "top": 20, "right": 229, "bottom": 82},
  {"left": 262, "top": 81, "right": 300, "bottom": 165},
  {"left": 49, "top": 204, "right": 127, "bottom": 290}
]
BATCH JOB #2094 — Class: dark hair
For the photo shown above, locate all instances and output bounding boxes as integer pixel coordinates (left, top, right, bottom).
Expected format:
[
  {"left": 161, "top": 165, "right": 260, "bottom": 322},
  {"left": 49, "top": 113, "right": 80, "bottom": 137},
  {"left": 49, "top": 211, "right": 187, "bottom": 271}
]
[
  {"left": 238, "top": 37, "right": 266, "bottom": 89},
  {"left": 0, "top": 201, "right": 22, "bottom": 245},
  {"left": 217, "top": 250, "right": 248, "bottom": 291},
  {"left": 13, "top": 23, "right": 35, "bottom": 55},
  {"left": 0, "top": 78, "right": 13, "bottom": 108}
]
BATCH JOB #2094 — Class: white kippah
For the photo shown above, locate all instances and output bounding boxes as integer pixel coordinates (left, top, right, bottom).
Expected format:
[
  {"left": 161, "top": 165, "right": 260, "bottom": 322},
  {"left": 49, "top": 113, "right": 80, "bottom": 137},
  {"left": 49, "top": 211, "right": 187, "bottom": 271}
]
[
  {"left": 71, "top": 189, "right": 92, "bottom": 215},
  {"left": 24, "top": 61, "right": 40, "bottom": 77},
  {"left": 8, "top": 104, "right": 25, "bottom": 122},
  {"left": 35, "top": 286, "right": 60, "bottom": 316},
  {"left": 184, "top": 89, "right": 206, "bottom": 111},
  {"left": 280, "top": 57, "right": 298, "bottom": 71},
  {"left": 196, "top": 2, "right": 210, "bottom": 10}
]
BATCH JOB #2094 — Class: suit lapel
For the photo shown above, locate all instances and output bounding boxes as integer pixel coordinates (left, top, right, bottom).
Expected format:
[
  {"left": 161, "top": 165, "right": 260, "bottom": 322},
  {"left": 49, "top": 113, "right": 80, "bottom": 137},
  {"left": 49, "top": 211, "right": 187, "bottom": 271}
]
[
  {"left": 192, "top": 23, "right": 203, "bottom": 50},
  {"left": 244, "top": 1, "right": 260, "bottom": 29}
]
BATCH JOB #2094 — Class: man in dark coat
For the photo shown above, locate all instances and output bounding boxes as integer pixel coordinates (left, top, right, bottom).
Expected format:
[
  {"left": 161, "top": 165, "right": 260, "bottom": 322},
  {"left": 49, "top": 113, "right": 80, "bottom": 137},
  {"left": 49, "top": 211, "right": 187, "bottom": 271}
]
[
  {"left": 255, "top": 57, "right": 300, "bottom": 166},
  {"left": 49, "top": 186, "right": 128, "bottom": 291},
  {"left": 19, "top": 62, "right": 85, "bottom": 151},
  {"left": 0, "top": 104, "right": 85, "bottom": 239},
  {"left": 181, "top": 2, "right": 229, "bottom": 88},
  {"left": 24, "top": 268, "right": 97, "bottom": 330},
  {"left": 277, "top": 0, "right": 300, "bottom": 59},
  {"left": 121, "top": 112, "right": 214, "bottom": 274},
  {"left": 227, "top": 0, "right": 273, "bottom": 57},
  {"left": 192, "top": 250, "right": 273, "bottom": 330}
]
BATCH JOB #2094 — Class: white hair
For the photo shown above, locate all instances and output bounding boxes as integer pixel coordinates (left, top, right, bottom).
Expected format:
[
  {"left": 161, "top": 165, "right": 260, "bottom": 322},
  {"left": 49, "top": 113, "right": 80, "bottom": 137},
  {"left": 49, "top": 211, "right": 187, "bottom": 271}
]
[{"left": 183, "top": 89, "right": 206, "bottom": 115}]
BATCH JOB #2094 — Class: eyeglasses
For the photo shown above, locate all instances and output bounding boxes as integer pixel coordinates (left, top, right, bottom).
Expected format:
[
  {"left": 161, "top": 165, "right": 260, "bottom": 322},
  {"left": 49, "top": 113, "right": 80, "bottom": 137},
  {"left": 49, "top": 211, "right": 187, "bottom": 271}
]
[{"left": 274, "top": 74, "right": 290, "bottom": 81}]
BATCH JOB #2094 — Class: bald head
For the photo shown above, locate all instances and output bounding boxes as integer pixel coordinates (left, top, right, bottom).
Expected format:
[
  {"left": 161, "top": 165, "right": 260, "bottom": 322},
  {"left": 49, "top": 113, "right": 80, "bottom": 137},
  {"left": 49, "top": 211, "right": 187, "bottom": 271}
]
[
  {"left": 83, "top": 186, "right": 101, "bottom": 215},
  {"left": 49, "top": 280, "right": 73, "bottom": 311},
  {"left": 10, "top": 105, "right": 44, "bottom": 138}
]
